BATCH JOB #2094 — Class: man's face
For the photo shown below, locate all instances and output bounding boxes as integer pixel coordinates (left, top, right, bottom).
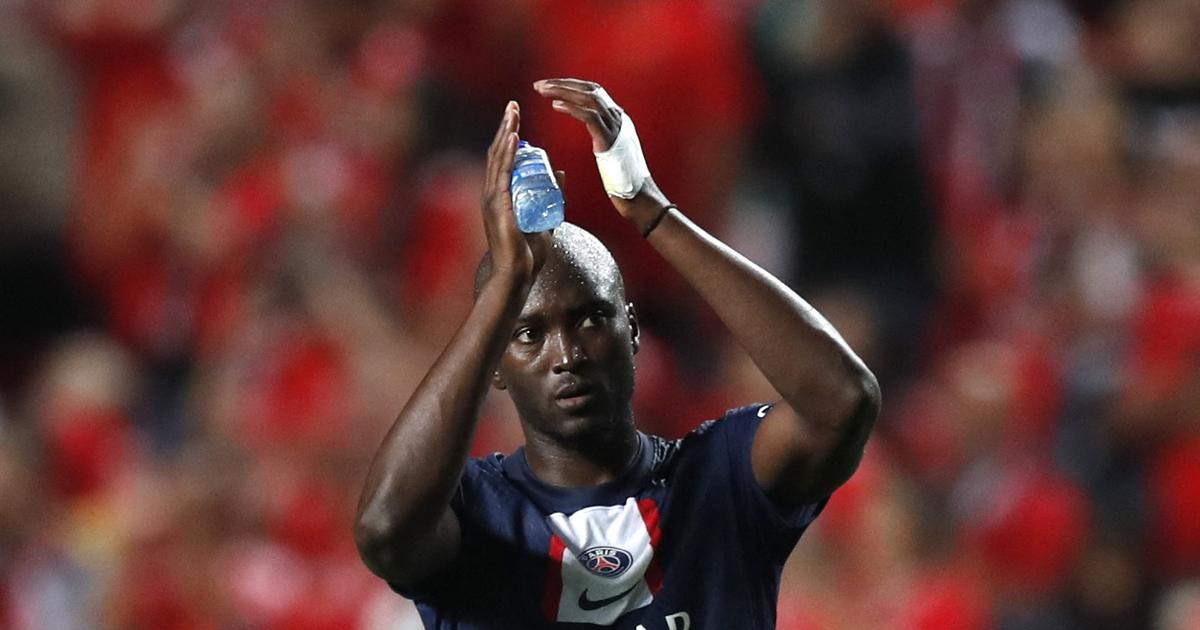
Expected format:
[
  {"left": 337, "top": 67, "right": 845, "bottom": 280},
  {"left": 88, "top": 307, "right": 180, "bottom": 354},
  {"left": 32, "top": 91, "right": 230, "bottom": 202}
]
[{"left": 496, "top": 255, "right": 637, "bottom": 443}]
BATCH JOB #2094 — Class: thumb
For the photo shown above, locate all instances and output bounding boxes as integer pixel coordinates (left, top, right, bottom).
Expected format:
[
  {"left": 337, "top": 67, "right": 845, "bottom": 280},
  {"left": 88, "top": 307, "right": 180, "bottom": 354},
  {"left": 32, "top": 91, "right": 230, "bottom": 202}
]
[
  {"left": 554, "top": 169, "right": 566, "bottom": 195},
  {"left": 526, "top": 230, "right": 553, "bottom": 275}
]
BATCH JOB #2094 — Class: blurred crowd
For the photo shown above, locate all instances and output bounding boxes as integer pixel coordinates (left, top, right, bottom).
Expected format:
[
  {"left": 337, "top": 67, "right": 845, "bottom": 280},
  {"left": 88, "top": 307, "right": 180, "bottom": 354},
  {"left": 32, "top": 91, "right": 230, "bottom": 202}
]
[{"left": 1, "top": 0, "right": 1198, "bottom": 628}]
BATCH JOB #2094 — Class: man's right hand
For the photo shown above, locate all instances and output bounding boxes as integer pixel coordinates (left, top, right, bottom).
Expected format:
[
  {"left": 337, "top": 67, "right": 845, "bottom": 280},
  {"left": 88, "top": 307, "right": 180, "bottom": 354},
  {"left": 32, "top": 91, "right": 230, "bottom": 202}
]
[{"left": 481, "top": 101, "right": 551, "bottom": 288}]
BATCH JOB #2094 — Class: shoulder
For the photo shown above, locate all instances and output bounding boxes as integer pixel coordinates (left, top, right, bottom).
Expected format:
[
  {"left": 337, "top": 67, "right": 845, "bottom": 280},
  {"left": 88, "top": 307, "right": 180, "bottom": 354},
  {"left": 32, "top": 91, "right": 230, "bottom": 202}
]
[
  {"left": 467, "top": 451, "right": 507, "bottom": 476},
  {"left": 646, "top": 404, "right": 773, "bottom": 474},
  {"left": 452, "top": 452, "right": 518, "bottom": 511},
  {"left": 681, "top": 403, "right": 773, "bottom": 448}
]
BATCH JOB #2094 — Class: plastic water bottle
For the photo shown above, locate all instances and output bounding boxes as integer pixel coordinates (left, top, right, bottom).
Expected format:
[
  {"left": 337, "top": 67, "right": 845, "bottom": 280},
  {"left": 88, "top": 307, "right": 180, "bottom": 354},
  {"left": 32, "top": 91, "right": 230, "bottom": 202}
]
[{"left": 510, "top": 141, "right": 564, "bottom": 233}]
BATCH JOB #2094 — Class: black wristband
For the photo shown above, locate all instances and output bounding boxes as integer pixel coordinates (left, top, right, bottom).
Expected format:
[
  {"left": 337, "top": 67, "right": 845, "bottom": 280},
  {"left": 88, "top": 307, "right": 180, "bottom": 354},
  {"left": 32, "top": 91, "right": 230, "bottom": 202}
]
[{"left": 642, "top": 204, "right": 675, "bottom": 238}]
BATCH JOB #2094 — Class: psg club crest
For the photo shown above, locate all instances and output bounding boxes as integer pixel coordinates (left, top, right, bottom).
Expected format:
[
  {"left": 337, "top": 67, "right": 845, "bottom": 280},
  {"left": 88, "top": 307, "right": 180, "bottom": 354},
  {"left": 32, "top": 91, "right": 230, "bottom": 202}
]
[{"left": 578, "top": 546, "right": 633, "bottom": 578}]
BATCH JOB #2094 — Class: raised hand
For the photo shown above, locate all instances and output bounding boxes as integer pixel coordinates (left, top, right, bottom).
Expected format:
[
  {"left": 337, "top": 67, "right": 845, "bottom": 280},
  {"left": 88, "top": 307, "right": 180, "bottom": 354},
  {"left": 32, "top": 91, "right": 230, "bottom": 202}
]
[
  {"left": 480, "top": 101, "right": 551, "bottom": 285},
  {"left": 532, "top": 78, "right": 623, "bottom": 152},
  {"left": 533, "top": 78, "right": 670, "bottom": 229}
]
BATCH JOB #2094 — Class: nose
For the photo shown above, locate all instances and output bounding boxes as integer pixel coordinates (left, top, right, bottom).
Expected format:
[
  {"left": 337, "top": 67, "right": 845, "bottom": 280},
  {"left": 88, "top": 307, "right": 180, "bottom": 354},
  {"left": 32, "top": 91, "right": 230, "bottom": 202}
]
[{"left": 549, "top": 330, "right": 588, "bottom": 373}]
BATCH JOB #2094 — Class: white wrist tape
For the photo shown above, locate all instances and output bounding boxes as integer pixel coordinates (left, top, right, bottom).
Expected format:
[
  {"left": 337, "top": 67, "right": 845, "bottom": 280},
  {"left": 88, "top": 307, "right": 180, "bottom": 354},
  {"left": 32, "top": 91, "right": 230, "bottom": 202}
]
[{"left": 594, "top": 111, "right": 650, "bottom": 199}]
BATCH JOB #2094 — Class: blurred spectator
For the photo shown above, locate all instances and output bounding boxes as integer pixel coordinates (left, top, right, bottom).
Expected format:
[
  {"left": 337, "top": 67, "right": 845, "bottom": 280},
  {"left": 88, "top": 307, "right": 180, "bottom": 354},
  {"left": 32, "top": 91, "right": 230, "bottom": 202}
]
[
  {"left": 752, "top": 0, "right": 938, "bottom": 387},
  {"left": 1, "top": 0, "right": 1200, "bottom": 627}
]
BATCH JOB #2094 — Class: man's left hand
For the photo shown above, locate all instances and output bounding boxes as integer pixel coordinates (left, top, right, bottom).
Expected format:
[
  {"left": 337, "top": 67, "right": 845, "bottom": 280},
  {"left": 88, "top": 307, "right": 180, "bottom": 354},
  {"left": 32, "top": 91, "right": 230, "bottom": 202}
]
[
  {"left": 534, "top": 78, "right": 671, "bottom": 230},
  {"left": 533, "top": 78, "right": 623, "bottom": 152}
]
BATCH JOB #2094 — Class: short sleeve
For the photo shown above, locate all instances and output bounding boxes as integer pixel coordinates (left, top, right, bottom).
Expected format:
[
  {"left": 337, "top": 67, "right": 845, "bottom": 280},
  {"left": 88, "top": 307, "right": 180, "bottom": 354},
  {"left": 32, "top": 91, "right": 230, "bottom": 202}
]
[{"left": 713, "top": 404, "right": 829, "bottom": 551}]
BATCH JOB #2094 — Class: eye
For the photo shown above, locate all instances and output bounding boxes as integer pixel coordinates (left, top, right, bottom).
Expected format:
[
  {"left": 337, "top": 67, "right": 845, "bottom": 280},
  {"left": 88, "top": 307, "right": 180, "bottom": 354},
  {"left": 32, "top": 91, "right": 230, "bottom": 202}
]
[
  {"left": 514, "top": 327, "right": 541, "bottom": 344},
  {"left": 580, "top": 310, "right": 607, "bottom": 329}
]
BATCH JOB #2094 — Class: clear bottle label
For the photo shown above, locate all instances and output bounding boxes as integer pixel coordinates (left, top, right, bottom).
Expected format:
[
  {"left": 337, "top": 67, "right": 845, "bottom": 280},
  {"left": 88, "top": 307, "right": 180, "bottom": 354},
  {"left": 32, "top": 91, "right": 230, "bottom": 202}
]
[
  {"left": 510, "top": 143, "right": 563, "bottom": 233},
  {"left": 515, "top": 161, "right": 550, "bottom": 177}
]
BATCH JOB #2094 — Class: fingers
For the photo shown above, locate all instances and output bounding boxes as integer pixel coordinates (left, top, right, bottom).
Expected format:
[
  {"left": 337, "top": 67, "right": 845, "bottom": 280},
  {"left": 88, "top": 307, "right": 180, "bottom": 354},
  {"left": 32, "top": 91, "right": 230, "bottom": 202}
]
[
  {"left": 490, "top": 101, "right": 517, "bottom": 150},
  {"left": 554, "top": 169, "right": 566, "bottom": 192},
  {"left": 494, "top": 131, "right": 518, "bottom": 191},
  {"left": 534, "top": 79, "right": 622, "bottom": 151},
  {"left": 486, "top": 102, "right": 520, "bottom": 190},
  {"left": 533, "top": 78, "right": 620, "bottom": 111},
  {"left": 525, "top": 230, "right": 554, "bottom": 275},
  {"left": 551, "top": 99, "right": 610, "bottom": 131},
  {"left": 548, "top": 100, "right": 617, "bottom": 152},
  {"left": 535, "top": 78, "right": 598, "bottom": 91},
  {"left": 534, "top": 81, "right": 616, "bottom": 111},
  {"left": 488, "top": 102, "right": 517, "bottom": 165}
]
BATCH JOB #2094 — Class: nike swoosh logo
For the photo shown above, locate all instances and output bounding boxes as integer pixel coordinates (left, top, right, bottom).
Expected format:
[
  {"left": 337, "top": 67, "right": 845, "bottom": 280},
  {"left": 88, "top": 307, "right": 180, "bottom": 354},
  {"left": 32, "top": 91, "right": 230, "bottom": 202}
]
[{"left": 578, "top": 584, "right": 638, "bottom": 611}]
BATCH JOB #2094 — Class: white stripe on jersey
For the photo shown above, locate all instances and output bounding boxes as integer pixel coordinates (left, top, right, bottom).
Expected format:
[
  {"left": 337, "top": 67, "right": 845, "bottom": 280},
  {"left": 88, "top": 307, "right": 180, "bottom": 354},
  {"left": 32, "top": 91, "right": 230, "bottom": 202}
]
[{"left": 546, "top": 497, "right": 656, "bottom": 624}]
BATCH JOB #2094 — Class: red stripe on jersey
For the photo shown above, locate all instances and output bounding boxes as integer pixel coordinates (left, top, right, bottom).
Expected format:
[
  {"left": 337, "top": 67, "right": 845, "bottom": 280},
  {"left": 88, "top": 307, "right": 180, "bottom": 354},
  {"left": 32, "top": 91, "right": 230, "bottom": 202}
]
[
  {"left": 637, "top": 498, "right": 665, "bottom": 594},
  {"left": 543, "top": 534, "right": 567, "bottom": 620}
]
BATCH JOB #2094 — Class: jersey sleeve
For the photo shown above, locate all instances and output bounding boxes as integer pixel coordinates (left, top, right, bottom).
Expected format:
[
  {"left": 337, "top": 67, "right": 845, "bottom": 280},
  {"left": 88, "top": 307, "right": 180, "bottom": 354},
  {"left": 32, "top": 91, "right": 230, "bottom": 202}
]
[{"left": 712, "top": 404, "right": 829, "bottom": 553}]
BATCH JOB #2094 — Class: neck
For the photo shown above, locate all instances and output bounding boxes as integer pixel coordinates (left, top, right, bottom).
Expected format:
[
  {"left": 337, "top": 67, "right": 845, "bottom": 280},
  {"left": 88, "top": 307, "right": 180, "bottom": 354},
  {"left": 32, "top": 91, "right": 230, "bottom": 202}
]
[{"left": 523, "top": 417, "right": 641, "bottom": 488}]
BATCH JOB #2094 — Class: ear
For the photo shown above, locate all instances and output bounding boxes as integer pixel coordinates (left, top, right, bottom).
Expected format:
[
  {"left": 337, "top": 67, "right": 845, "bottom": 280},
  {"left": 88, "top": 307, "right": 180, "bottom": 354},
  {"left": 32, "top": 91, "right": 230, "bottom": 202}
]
[
  {"left": 626, "top": 302, "right": 640, "bottom": 355},
  {"left": 492, "top": 370, "right": 507, "bottom": 390}
]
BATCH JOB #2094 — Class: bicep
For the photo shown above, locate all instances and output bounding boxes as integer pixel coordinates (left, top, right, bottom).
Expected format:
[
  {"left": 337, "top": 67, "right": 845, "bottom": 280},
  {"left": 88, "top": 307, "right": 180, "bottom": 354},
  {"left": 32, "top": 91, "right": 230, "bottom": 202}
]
[{"left": 750, "top": 399, "right": 875, "bottom": 505}]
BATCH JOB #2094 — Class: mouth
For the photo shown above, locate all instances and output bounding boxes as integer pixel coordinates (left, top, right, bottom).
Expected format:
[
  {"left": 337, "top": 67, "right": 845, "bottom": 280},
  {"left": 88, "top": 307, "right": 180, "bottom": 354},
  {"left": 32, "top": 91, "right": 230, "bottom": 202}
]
[{"left": 553, "top": 381, "right": 599, "bottom": 413}]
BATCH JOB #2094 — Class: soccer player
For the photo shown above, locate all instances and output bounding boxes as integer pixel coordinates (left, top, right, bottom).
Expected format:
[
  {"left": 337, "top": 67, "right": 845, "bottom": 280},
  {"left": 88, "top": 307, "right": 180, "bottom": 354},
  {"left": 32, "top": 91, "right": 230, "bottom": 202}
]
[{"left": 355, "top": 79, "right": 880, "bottom": 629}]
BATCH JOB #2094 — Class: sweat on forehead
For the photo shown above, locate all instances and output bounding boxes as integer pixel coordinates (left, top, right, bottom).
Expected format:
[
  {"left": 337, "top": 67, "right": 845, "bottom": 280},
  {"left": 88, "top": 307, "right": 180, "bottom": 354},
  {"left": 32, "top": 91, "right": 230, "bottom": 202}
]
[{"left": 473, "top": 223, "right": 626, "bottom": 300}]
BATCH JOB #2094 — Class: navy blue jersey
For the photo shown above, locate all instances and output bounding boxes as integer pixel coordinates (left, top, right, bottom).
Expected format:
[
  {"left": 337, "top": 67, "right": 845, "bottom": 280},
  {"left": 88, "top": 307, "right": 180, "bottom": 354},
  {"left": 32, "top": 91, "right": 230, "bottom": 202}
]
[{"left": 394, "top": 404, "right": 828, "bottom": 629}]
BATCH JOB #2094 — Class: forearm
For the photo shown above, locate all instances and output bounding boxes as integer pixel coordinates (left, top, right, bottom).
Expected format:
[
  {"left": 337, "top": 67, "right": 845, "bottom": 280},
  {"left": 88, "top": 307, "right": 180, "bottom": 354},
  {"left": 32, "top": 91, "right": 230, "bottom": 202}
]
[
  {"left": 355, "top": 273, "right": 527, "bottom": 556},
  {"left": 636, "top": 202, "right": 874, "bottom": 423},
  {"left": 530, "top": 78, "right": 877, "bottom": 501}
]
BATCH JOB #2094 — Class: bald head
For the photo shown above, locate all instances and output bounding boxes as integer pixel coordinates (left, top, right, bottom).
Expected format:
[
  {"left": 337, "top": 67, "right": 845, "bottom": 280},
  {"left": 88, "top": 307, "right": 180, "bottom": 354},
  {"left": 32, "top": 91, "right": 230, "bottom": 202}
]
[
  {"left": 473, "top": 223, "right": 627, "bottom": 302},
  {"left": 476, "top": 222, "right": 640, "bottom": 441}
]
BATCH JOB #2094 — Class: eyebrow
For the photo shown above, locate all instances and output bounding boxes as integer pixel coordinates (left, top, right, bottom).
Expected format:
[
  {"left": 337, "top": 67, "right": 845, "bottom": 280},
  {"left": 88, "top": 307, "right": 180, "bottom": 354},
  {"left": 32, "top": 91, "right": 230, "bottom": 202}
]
[
  {"left": 515, "top": 299, "right": 615, "bottom": 325},
  {"left": 514, "top": 313, "right": 545, "bottom": 327},
  {"left": 568, "top": 299, "right": 617, "bottom": 319}
]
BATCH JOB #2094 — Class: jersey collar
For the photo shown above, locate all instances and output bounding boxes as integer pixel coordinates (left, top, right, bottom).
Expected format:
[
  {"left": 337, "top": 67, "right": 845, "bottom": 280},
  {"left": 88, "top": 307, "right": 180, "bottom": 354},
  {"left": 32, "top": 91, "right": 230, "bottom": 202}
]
[{"left": 501, "top": 431, "right": 654, "bottom": 514}]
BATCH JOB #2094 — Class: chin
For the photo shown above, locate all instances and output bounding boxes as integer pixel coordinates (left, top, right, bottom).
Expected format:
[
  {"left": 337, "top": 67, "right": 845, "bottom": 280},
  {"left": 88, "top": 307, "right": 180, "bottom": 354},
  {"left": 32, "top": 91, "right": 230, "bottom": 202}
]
[{"left": 549, "top": 407, "right": 619, "bottom": 442}]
